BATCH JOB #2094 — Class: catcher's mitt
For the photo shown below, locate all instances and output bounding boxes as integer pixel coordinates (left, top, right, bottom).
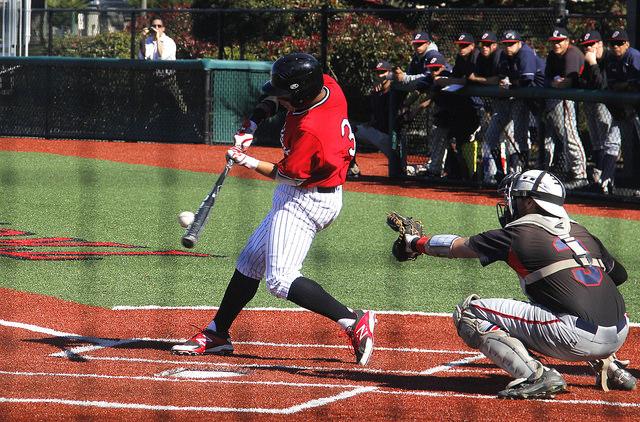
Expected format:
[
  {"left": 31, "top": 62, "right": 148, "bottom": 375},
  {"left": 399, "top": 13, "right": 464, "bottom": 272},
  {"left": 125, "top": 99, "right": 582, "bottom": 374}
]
[{"left": 386, "top": 211, "right": 424, "bottom": 262}]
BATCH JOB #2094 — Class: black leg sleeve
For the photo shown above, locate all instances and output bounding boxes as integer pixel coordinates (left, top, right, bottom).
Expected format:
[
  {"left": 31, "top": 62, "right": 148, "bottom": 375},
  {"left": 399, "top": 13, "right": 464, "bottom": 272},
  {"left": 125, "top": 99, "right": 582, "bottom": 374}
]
[
  {"left": 213, "top": 269, "right": 260, "bottom": 334},
  {"left": 287, "top": 277, "right": 355, "bottom": 322}
]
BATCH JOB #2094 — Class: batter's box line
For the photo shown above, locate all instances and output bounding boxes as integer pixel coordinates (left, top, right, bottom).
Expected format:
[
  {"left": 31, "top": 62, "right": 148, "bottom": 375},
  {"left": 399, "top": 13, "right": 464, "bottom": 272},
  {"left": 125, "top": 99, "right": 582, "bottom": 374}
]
[
  {"left": 52, "top": 335, "right": 480, "bottom": 358},
  {"left": 0, "top": 318, "right": 137, "bottom": 359},
  {"left": 76, "top": 354, "right": 480, "bottom": 378},
  {"left": 0, "top": 386, "right": 378, "bottom": 415}
]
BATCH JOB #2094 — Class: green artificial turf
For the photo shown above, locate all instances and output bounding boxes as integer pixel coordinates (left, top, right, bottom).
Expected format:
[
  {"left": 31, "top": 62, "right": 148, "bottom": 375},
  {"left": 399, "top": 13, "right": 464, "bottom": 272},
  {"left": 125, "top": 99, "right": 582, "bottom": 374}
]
[{"left": 1, "top": 150, "right": 638, "bottom": 319}]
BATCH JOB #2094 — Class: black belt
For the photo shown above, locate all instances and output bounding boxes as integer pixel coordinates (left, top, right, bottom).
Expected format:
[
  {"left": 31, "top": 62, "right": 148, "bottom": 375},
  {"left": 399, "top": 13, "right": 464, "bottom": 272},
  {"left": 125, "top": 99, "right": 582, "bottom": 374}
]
[
  {"left": 317, "top": 186, "right": 337, "bottom": 193},
  {"left": 576, "top": 317, "right": 627, "bottom": 335}
]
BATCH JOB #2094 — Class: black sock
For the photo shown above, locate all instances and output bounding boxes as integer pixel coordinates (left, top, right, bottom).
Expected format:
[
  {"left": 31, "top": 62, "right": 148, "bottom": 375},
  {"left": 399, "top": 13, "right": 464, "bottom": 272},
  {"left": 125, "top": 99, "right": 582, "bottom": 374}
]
[
  {"left": 287, "top": 277, "right": 354, "bottom": 322},
  {"left": 213, "top": 269, "right": 260, "bottom": 333},
  {"left": 601, "top": 154, "right": 618, "bottom": 183},
  {"left": 593, "top": 149, "right": 604, "bottom": 170}
]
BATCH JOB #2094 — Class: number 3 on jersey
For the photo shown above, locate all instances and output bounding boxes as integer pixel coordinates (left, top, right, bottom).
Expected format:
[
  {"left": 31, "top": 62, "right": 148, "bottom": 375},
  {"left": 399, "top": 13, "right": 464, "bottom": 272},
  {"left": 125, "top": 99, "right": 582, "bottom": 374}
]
[{"left": 341, "top": 119, "right": 356, "bottom": 157}]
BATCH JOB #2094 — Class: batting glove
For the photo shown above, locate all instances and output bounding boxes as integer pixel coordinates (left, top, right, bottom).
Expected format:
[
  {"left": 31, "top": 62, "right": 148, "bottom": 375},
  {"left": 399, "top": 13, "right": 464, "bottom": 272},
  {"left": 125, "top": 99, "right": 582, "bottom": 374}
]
[
  {"left": 233, "top": 119, "right": 257, "bottom": 151},
  {"left": 226, "top": 146, "right": 259, "bottom": 169}
]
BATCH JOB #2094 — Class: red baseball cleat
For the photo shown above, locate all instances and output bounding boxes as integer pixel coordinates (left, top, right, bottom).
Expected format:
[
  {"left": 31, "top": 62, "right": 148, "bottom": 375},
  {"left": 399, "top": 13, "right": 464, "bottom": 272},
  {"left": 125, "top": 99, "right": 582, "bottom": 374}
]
[
  {"left": 171, "top": 328, "right": 233, "bottom": 356},
  {"left": 346, "top": 310, "right": 376, "bottom": 366}
]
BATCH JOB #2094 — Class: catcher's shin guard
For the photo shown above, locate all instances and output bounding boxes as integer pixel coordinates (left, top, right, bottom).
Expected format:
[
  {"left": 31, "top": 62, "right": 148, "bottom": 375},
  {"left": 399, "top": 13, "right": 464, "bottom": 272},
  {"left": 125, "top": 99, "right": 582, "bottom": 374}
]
[{"left": 453, "top": 294, "right": 540, "bottom": 379}]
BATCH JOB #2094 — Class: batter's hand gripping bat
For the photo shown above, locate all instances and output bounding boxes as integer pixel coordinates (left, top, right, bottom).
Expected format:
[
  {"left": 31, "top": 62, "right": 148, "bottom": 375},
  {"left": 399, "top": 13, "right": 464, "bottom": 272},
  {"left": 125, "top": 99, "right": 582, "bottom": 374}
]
[{"left": 181, "top": 158, "right": 234, "bottom": 248}]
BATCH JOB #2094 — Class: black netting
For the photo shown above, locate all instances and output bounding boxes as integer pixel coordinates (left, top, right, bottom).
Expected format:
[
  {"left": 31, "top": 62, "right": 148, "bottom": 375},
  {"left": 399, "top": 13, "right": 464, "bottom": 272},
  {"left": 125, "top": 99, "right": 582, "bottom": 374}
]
[{"left": 0, "top": 59, "right": 207, "bottom": 143}]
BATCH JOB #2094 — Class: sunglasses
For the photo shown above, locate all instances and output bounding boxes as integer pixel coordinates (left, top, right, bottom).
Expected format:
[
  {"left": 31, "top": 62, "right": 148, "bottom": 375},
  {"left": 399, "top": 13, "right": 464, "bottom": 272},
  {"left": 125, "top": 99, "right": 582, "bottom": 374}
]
[
  {"left": 609, "top": 40, "right": 626, "bottom": 46},
  {"left": 151, "top": 24, "right": 163, "bottom": 28}
]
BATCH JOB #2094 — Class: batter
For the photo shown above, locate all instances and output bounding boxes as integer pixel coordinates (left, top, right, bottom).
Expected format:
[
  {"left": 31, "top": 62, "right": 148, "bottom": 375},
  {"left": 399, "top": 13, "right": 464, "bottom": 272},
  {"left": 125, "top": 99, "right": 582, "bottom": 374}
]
[{"left": 172, "top": 53, "right": 376, "bottom": 366}]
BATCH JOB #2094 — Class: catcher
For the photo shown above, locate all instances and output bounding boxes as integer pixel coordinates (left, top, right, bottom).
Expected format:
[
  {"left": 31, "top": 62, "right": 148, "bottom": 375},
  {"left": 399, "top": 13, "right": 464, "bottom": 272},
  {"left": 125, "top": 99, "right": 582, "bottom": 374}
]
[{"left": 387, "top": 169, "right": 635, "bottom": 399}]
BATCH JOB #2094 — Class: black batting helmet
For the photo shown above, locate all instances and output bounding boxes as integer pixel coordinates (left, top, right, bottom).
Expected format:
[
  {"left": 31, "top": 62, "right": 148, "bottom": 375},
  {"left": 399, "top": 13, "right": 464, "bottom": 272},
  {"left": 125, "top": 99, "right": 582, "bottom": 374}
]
[{"left": 262, "top": 53, "right": 324, "bottom": 106}]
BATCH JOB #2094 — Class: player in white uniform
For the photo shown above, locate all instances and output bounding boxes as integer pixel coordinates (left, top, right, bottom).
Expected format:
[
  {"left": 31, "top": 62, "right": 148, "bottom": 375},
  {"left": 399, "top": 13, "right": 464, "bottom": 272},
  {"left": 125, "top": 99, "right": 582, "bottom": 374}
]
[
  {"left": 172, "top": 53, "right": 376, "bottom": 366},
  {"left": 389, "top": 170, "right": 635, "bottom": 399}
]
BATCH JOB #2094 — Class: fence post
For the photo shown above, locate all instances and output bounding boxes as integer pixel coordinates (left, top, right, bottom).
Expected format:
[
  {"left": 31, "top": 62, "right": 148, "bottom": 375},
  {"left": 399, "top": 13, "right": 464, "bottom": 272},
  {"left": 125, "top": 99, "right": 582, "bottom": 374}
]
[
  {"left": 217, "top": 11, "right": 224, "bottom": 60},
  {"left": 47, "top": 9, "right": 52, "bottom": 56},
  {"left": 320, "top": 4, "right": 328, "bottom": 72},
  {"left": 130, "top": 11, "right": 137, "bottom": 59},
  {"left": 629, "top": 0, "right": 638, "bottom": 47}
]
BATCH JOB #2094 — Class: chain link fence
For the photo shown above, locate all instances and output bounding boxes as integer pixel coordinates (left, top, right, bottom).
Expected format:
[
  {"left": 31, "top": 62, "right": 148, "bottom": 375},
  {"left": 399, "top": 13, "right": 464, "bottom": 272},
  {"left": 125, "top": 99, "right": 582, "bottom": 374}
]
[{"left": 12, "top": 6, "right": 640, "bottom": 200}]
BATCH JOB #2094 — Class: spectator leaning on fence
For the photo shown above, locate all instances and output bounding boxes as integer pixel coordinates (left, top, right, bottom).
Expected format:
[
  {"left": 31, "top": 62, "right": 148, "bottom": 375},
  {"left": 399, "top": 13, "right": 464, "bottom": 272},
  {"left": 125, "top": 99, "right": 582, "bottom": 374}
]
[
  {"left": 485, "top": 30, "right": 545, "bottom": 181},
  {"left": 578, "top": 30, "right": 621, "bottom": 195},
  {"left": 544, "top": 27, "right": 588, "bottom": 190},
  {"left": 467, "top": 31, "right": 513, "bottom": 184},
  {"left": 604, "top": 28, "right": 640, "bottom": 188},
  {"left": 446, "top": 32, "right": 480, "bottom": 84},
  {"left": 351, "top": 60, "right": 401, "bottom": 176},
  {"left": 417, "top": 51, "right": 481, "bottom": 179},
  {"left": 393, "top": 32, "right": 438, "bottom": 91},
  {"left": 139, "top": 17, "right": 177, "bottom": 61}
]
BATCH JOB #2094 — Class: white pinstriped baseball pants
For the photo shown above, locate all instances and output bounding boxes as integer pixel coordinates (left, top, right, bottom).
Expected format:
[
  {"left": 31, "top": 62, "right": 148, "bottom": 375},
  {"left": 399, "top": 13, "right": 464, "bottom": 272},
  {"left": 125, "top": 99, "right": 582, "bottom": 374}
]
[
  {"left": 583, "top": 102, "right": 621, "bottom": 157},
  {"left": 236, "top": 184, "right": 343, "bottom": 299},
  {"left": 544, "top": 99, "right": 588, "bottom": 178}
]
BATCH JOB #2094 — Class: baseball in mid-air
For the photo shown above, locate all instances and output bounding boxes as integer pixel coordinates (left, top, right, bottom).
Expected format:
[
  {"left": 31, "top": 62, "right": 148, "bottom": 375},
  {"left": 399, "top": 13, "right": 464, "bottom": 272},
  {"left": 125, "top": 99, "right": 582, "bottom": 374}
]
[{"left": 178, "top": 211, "right": 195, "bottom": 228}]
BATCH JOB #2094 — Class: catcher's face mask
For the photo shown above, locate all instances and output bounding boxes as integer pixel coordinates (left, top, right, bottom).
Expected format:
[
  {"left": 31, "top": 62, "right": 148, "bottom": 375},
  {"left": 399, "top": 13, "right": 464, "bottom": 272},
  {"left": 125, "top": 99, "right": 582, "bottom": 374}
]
[{"left": 496, "top": 172, "right": 521, "bottom": 227}]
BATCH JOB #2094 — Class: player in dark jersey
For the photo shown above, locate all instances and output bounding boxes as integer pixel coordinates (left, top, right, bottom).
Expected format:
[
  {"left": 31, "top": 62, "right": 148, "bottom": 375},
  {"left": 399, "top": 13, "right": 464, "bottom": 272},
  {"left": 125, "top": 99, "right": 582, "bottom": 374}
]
[
  {"left": 466, "top": 31, "right": 511, "bottom": 184},
  {"left": 485, "top": 30, "right": 546, "bottom": 180},
  {"left": 417, "top": 51, "right": 481, "bottom": 178},
  {"left": 391, "top": 169, "right": 635, "bottom": 399},
  {"left": 172, "top": 53, "right": 376, "bottom": 366},
  {"left": 578, "top": 30, "right": 621, "bottom": 194},
  {"left": 544, "top": 27, "right": 588, "bottom": 189},
  {"left": 603, "top": 28, "right": 640, "bottom": 187}
]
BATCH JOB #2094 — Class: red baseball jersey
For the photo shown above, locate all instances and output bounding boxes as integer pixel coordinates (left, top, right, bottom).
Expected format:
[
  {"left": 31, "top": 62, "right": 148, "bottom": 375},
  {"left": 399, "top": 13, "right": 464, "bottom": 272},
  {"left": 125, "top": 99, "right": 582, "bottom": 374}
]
[{"left": 276, "top": 75, "right": 355, "bottom": 188}]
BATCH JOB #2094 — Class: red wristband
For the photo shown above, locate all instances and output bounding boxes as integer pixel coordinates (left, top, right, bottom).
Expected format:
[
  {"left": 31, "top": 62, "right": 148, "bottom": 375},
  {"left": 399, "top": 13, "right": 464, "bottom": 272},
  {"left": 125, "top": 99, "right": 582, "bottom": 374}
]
[{"left": 415, "top": 236, "right": 430, "bottom": 254}]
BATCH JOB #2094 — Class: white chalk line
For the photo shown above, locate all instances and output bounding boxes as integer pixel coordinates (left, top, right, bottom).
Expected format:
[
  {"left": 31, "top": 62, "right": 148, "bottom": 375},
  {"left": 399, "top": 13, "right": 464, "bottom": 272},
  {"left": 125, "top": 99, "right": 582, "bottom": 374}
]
[
  {"left": 4, "top": 370, "right": 640, "bottom": 410},
  {"left": 109, "top": 306, "right": 640, "bottom": 327},
  {"left": 76, "top": 354, "right": 459, "bottom": 377},
  {"left": 0, "top": 318, "right": 477, "bottom": 358},
  {"left": 111, "top": 305, "right": 452, "bottom": 318},
  {"left": 2, "top": 318, "right": 639, "bottom": 412},
  {"left": 0, "top": 370, "right": 365, "bottom": 389},
  {"left": 0, "top": 319, "right": 137, "bottom": 358},
  {"left": 0, "top": 388, "right": 378, "bottom": 415}
]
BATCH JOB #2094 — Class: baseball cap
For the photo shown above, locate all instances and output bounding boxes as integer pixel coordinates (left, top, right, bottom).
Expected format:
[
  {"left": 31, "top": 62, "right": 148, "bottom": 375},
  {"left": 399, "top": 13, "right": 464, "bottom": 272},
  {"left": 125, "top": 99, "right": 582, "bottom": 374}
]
[
  {"left": 424, "top": 52, "right": 447, "bottom": 69},
  {"left": 548, "top": 27, "right": 570, "bottom": 41},
  {"left": 501, "top": 30, "right": 523, "bottom": 43},
  {"left": 479, "top": 31, "right": 498, "bottom": 44},
  {"left": 608, "top": 29, "right": 629, "bottom": 42},
  {"left": 374, "top": 60, "right": 392, "bottom": 71},
  {"left": 454, "top": 33, "right": 475, "bottom": 45},
  {"left": 412, "top": 32, "right": 432, "bottom": 44},
  {"left": 579, "top": 30, "right": 602, "bottom": 45}
]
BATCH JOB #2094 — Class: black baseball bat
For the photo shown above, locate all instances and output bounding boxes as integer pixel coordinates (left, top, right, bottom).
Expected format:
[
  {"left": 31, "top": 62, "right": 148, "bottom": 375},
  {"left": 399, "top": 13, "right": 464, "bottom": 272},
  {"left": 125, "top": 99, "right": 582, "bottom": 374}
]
[{"left": 181, "top": 158, "right": 235, "bottom": 249}]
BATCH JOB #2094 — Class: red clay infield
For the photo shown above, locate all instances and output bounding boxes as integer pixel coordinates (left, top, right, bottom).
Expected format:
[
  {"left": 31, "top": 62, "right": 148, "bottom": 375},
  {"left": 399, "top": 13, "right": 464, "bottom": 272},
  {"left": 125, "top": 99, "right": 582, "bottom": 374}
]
[
  {"left": 1, "top": 288, "right": 639, "bottom": 421},
  {"left": 1, "top": 138, "right": 640, "bottom": 420}
]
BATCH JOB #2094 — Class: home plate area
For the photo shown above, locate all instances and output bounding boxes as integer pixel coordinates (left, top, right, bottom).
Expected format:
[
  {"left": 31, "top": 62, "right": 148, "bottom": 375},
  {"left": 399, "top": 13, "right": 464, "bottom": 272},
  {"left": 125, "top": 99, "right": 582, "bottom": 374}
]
[{"left": 1, "top": 298, "right": 640, "bottom": 420}]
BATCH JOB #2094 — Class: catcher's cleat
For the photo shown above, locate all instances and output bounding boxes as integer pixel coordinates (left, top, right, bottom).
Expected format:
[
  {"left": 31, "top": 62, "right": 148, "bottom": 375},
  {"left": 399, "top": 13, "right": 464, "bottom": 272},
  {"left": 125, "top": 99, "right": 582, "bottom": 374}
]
[
  {"left": 346, "top": 310, "right": 376, "bottom": 366},
  {"left": 497, "top": 367, "right": 567, "bottom": 400},
  {"left": 590, "top": 354, "right": 637, "bottom": 391},
  {"left": 171, "top": 328, "right": 233, "bottom": 356}
]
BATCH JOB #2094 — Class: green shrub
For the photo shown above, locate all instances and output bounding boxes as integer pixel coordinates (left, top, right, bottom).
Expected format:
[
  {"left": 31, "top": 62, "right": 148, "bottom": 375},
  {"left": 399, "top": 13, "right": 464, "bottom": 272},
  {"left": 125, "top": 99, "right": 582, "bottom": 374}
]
[{"left": 52, "top": 31, "right": 132, "bottom": 58}]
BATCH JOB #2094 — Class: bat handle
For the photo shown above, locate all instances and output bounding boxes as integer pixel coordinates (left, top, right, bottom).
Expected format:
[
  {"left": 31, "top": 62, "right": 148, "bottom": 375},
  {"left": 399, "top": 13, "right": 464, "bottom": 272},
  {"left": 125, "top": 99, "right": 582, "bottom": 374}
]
[{"left": 181, "top": 234, "right": 197, "bottom": 249}]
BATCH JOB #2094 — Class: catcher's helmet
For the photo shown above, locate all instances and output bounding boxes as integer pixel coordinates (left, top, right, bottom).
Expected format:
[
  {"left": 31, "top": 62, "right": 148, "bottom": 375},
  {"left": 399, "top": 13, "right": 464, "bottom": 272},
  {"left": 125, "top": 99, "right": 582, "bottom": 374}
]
[
  {"left": 497, "top": 170, "right": 568, "bottom": 227},
  {"left": 262, "top": 53, "right": 324, "bottom": 106}
]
